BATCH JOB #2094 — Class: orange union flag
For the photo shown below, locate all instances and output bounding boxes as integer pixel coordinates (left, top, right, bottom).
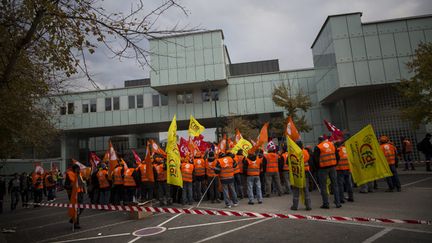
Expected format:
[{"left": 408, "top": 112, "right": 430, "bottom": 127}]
[
  {"left": 345, "top": 125, "right": 392, "bottom": 185},
  {"left": 285, "top": 116, "right": 300, "bottom": 141}
]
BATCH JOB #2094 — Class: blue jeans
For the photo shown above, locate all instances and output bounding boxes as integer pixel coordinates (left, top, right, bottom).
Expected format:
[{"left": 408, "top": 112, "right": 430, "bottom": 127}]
[
  {"left": 234, "top": 173, "right": 244, "bottom": 198},
  {"left": 247, "top": 176, "right": 262, "bottom": 203},
  {"left": 386, "top": 164, "right": 401, "bottom": 190},
  {"left": 337, "top": 170, "right": 353, "bottom": 201},
  {"left": 182, "top": 182, "right": 193, "bottom": 204},
  {"left": 222, "top": 183, "right": 238, "bottom": 206},
  {"left": 318, "top": 167, "right": 340, "bottom": 206},
  {"left": 99, "top": 188, "right": 110, "bottom": 205}
]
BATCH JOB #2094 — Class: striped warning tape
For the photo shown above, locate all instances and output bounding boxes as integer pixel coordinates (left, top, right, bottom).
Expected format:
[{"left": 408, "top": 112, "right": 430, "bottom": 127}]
[{"left": 28, "top": 202, "right": 431, "bottom": 225}]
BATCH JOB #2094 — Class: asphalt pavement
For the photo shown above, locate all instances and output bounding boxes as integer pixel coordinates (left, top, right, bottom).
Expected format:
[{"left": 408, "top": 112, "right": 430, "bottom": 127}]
[{"left": 0, "top": 169, "right": 431, "bottom": 243}]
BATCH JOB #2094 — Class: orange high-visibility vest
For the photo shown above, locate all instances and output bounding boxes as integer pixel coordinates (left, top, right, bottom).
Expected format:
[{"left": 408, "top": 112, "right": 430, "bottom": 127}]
[
  {"left": 206, "top": 159, "right": 218, "bottom": 177},
  {"left": 218, "top": 157, "right": 234, "bottom": 180},
  {"left": 44, "top": 174, "right": 55, "bottom": 188},
  {"left": 246, "top": 158, "right": 261, "bottom": 176},
  {"left": 381, "top": 143, "right": 397, "bottom": 165},
  {"left": 264, "top": 152, "right": 279, "bottom": 173},
  {"left": 123, "top": 168, "right": 136, "bottom": 187},
  {"left": 256, "top": 157, "right": 264, "bottom": 172},
  {"left": 302, "top": 149, "right": 310, "bottom": 172},
  {"left": 281, "top": 152, "right": 289, "bottom": 171},
  {"left": 318, "top": 141, "right": 337, "bottom": 167},
  {"left": 154, "top": 163, "right": 166, "bottom": 181},
  {"left": 33, "top": 174, "right": 43, "bottom": 189},
  {"left": 234, "top": 155, "right": 244, "bottom": 174},
  {"left": 97, "top": 170, "right": 110, "bottom": 189},
  {"left": 193, "top": 158, "right": 206, "bottom": 176},
  {"left": 113, "top": 167, "right": 124, "bottom": 185},
  {"left": 336, "top": 146, "right": 350, "bottom": 171},
  {"left": 138, "top": 163, "right": 150, "bottom": 182},
  {"left": 181, "top": 162, "right": 194, "bottom": 182}
]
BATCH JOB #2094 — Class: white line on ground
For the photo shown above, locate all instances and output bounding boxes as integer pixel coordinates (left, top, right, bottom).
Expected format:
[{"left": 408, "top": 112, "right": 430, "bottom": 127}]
[
  {"left": 156, "top": 206, "right": 194, "bottom": 227},
  {"left": 168, "top": 217, "right": 260, "bottom": 230},
  {"left": 362, "top": 227, "right": 393, "bottom": 243},
  {"left": 193, "top": 218, "right": 272, "bottom": 243},
  {"left": 35, "top": 220, "right": 133, "bottom": 243},
  {"left": 402, "top": 177, "right": 432, "bottom": 187},
  {"left": 127, "top": 236, "right": 141, "bottom": 243},
  {"left": 51, "top": 232, "right": 131, "bottom": 243}
]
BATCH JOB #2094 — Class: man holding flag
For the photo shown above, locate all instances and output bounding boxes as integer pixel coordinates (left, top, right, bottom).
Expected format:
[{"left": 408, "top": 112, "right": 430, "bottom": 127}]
[{"left": 165, "top": 115, "right": 183, "bottom": 205}]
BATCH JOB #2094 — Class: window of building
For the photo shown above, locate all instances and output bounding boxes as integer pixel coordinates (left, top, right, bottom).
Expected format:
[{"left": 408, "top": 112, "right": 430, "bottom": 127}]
[
  {"left": 152, "top": 94, "right": 160, "bottom": 106},
  {"left": 202, "top": 89, "right": 219, "bottom": 102},
  {"left": 90, "top": 99, "right": 97, "bottom": 112},
  {"left": 177, "top": 91, "right": 193, "bottom": 104},
  {"left": 128, "top": 95, "right": 135, "bottom": 109},
  {"left": 176, "top": 93, "right": 184, "bottom": 104},
  {"left": 105, "top": 97, "right": 112, "bottom": 111},
  {"left": 113, "top": 97, "right": 120, "bottom": 110},
  {"left": 137, "top": 95, "right": 143, "bottom": 108},
  {"left": 60, "top": 106, "right": 66, "bottom": 115},
  {"left": 161, "top": 94, "right": 168, "bottom": 106},
  {"left": 82, "top": 103, "right": 89, "bottom": 113},
  {"left": 67, "top": 102, "right": 74, "bottom": 114}
]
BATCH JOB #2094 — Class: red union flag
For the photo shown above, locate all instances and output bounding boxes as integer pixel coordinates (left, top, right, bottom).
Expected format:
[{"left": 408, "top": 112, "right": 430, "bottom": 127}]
[
  {"left": 131, "top": 149, "right": 142, "bottom": 165},
  {"left": 179, "top": 137, "right": 190, "bottom": 157},
  {"left": 324, "top": 120, "right": 344, "bottom": 142}
]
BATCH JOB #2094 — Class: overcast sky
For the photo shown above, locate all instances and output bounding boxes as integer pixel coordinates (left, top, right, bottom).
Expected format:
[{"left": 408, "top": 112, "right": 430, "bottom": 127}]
[{"left": 73, "top": 0, "right": 432, "bottom": 90}]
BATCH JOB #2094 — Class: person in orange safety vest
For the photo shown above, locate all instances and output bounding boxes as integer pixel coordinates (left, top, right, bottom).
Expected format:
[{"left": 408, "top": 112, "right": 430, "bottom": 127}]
[
  {"left": 380, "top": 136, "right": 401, "bottom": 192},
  {"left": 336, "top": 142, "right": 354, "bottom": 203}
]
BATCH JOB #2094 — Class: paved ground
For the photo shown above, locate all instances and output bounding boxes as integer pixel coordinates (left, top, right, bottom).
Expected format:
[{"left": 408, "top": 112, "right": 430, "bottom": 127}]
[{"left": 1, "top": 169, "right": 431, "bottom": 243}]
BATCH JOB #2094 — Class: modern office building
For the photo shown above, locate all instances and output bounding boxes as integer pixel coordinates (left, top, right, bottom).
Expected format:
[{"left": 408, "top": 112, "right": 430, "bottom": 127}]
[{"left": 2, "top": 12, "right": 431, "bottom": 173}]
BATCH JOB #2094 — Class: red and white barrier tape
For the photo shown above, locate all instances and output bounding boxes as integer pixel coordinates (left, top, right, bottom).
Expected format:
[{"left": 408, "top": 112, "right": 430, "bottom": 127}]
[{"left": 28, "top": 202, "right": 431, "bottom": 225}]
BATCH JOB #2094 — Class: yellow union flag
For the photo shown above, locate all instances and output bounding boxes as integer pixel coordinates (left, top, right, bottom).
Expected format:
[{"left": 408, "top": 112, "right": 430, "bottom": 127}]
[
  {"left": 345, "top": 124, "right": 392, "bottom": 185},
  {"left": 287, "top": 136, "right": 305, "bottom": 188},
  {"left": 166, "top": 115, "right": 183, "bottom": 187},
  {"left": 188, "top": 115, "right": 205, "bottom": 137},
  {"left": 231, "top": 138, "right": 253, "bottom": 156}
]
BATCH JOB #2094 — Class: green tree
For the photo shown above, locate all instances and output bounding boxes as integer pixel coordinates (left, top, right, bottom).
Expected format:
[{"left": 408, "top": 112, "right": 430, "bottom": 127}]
[
  {"left": 398, "top": 42, "right": 432, "bottom": 128},
  {"left": 272, "top": 81, "right": 312, "bottom": 132},
  {"left": 0, "top": 0, "right": 193, "bottom": 161},
  {"left": 222, "top": 116, "right": 259, "bottom": 141}
]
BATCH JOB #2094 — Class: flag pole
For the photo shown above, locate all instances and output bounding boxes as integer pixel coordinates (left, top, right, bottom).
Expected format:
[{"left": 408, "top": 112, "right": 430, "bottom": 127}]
[
  {"left": 307, "top": 170, "right": 321, "bottom": 193},
  {"left": 196, "top": 176, "right": 216, "bottom": 208}
]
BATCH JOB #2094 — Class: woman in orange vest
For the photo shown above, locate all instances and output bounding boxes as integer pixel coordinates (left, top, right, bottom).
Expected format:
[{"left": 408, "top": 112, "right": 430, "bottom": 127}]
[
  {"left": 97, "top": 163, "right": 111, "bottom": 205},
  {"left": 243, "top": 152, "right": 263, "bottom": 205},
  {"left": 291, "top": 141, "right": 312, "bottom": 211},
  {"left": 336, "top": 142, "right": 354, "bottom": 203},
  {"left": 123, "top": 166, "right": 138, "bottom": 205},
  {"left": 44, "top": 171, "right": 56, "bottom": 202},
  {"left": 280, "top": 149, "right": 293, "bottom": 194},
  {"left": 233, "top": 150, "right": 245, "bottom": 199},
  {"left": 313, "top": 136, "right": 341, "bottom": 209},
  {"left": 181, "top": 160, "right": 194, "bottom": 205},
  {"left": 215, "top": 152, "right": 238, "bottom": 208},
  {"left": 154, "top": 154, "right": 171, "bottom": 206},
  {"left": 206, "top": 151, "right": 220, "bottom": 204},
  {"left": 111, "top": 163, "right": 124, "bottom": 205},
  {"left": 380, "top": 136, "right": 401, "bottom": 192},
  {"left": 32, "top": 171, "right": 44, "bottom": 206}
]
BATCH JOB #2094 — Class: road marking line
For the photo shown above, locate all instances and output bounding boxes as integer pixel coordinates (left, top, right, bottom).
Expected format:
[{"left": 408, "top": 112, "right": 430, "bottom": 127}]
[
  {"left": 127, "top": 236, "right": 142, "bottom": 243},
  {"left": 402, "top": 177, "right": 432, "bottom": 187},
  {"left": 168, "top": 217, "right": 259, "bottom": 230},
  {"left": 36, "top": 220, "right": 133, "bottom": 243},
  {"left": 362, "top": 227, "right": 393, "bottom": 243},
  {"left": 157, "top": 206, "right": 193, "bottom": 227},
  {"left": 51, "top": 233, "right": 131, "bottom": 243},
  {"left": 193, "top": 218, "right": 272, "bottom": 243}
]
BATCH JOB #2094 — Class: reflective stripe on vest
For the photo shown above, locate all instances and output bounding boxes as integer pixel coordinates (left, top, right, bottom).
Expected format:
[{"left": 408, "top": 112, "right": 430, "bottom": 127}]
[
  {"left": 97, "top": 170, "right": 110, "bottom": 189},
  {"left": 219, "top": 157, "right": 234, "bottom": 180},
  {"left": 139, "top": 164, "right": 150, "bottom": 182},
  {"left": 318, "top": 141, "right": 337, "bottom": 167},
  {"left": 113, "top": 167, "right": 123, "bottom": 185},
  {"left": 302, "top": 149, "right": 310, "bottom": 172},
  {"left": 206, "top": 160, "right": 218, "bottom": 177},
  {"left": 193, "top": 158, "right": 206, "bottom": 176},
  {"left": 336, "top": 146, "right": 350, "bottom": 171},
  {"left": 381, "top": 143, "right": 396, "bottom": 165},
  {"left": 234, "top": 155, "right": 244, "bottom": 174},
  {"left": 124, "top": 168, "right": 136, "bottom": 187},
  {"left": 181, "top": 163, "right": 194, "bottom": 182},
  {"left": 155, "top": 164, "right": 166, "bottom": 181},
  {"left": 246, "top": 158, "right": 261, "bottom": 176},
  {"left": 264, "top": 153, "right": 279, "bottom": 173},
  {"left": 282, "top": 153, "right": 289, "bottom": 171}
]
